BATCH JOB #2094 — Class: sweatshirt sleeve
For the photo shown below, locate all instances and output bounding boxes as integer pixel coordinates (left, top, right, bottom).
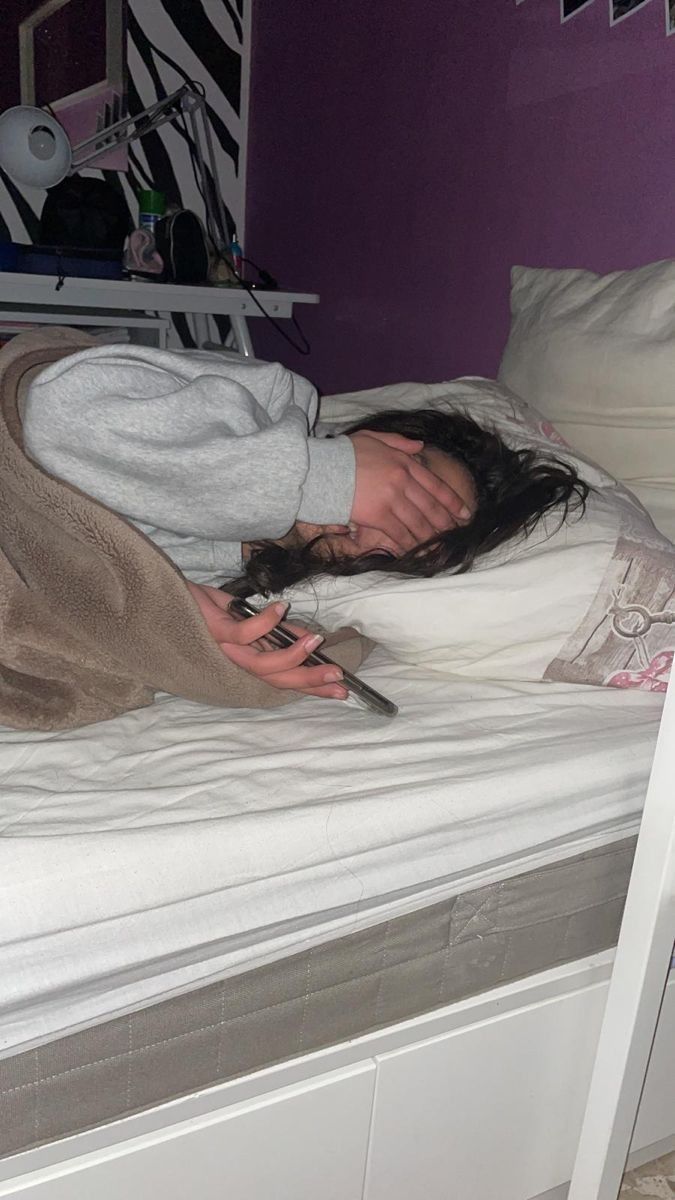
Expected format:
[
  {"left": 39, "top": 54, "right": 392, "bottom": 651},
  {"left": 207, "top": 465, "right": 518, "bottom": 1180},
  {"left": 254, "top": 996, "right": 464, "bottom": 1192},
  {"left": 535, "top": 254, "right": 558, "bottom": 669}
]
[{"left": 22, "top": 345, "right": 356, "bottom": 541}]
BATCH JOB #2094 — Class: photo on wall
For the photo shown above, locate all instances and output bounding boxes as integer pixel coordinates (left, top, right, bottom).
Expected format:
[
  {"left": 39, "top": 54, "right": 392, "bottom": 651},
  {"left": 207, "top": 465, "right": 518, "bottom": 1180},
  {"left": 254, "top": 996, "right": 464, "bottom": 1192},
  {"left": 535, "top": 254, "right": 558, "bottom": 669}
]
[
  {"left": 611, "top": 0, "right": 650, "bottom": 23},
  {"left": 561, "top": 0, "right": 594, "bottom": 20},
  {"left": 668, "top": 0, "right": 675, "bottom": 34},
  {"left": 17, "top": 0, "right": 127, "bottom": 171}
]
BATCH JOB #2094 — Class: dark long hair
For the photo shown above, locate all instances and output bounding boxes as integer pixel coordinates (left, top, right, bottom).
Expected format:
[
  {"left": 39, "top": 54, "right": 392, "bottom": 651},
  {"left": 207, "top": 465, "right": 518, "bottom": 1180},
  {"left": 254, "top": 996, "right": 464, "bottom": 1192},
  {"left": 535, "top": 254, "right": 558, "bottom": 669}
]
[{"left": 233, "top": 408, "right": 589, "bottom": 596}]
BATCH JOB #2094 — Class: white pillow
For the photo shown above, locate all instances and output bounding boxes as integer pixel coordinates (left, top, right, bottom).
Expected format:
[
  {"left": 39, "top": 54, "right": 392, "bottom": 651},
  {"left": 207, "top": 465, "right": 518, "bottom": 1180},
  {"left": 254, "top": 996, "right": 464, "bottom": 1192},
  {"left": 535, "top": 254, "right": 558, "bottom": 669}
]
[
  {"left": 498, "top": 260, "right": 675, "bottom": 541},
  {"left": 278, "top": 380, "right": 674, "bottom": 692}
]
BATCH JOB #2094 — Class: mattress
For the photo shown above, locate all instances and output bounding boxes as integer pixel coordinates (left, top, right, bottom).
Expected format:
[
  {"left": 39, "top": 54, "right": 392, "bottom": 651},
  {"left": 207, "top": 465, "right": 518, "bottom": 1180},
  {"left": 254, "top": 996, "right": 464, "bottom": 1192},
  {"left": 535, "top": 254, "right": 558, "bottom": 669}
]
[
  {"left": 0, "top": 647, "right": 662, "bottom": 1064},
  {"left": 2, "top": 836, "right": 634, "bottom": 1157}
]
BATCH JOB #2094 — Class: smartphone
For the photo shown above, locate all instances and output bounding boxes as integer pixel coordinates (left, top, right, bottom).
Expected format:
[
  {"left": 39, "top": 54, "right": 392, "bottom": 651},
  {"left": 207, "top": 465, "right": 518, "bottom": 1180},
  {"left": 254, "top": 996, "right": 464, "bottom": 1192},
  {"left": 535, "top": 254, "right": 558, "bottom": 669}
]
[{"left": 228, "top": 597, "right": 398, "bottom": 718}]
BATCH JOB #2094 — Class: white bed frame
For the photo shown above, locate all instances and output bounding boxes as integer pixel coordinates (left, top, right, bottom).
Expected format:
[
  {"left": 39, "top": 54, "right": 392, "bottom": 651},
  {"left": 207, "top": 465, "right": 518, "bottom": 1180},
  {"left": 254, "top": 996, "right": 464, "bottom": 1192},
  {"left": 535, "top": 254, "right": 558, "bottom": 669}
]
[{"left": 0, "top": 675, "right": 673, "bottom": 1199}]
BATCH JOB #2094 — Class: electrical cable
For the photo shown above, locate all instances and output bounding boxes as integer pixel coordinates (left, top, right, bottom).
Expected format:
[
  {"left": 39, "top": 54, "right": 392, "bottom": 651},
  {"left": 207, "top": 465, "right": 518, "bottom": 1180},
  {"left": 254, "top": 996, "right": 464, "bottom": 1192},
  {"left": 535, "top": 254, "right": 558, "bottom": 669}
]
[
  {"left": 240, "top": 255, "right": 277, "bottom": 289},
  {"left": 174, "top": 109, "right": 310, "bottom": 352},
  {"left": 227, "top": 262, "right": 311, "bottom": 355},
  {"left": 129, "top": 32, "right": 311, "bottom": 355}
]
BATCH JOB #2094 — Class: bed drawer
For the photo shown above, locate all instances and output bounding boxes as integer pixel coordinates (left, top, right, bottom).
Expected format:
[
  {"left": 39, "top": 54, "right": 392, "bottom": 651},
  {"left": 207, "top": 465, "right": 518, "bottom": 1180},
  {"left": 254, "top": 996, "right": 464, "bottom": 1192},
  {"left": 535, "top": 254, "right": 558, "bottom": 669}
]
[
  {"left": 0, "top": 1063, "right": 376, "bottom": 1200},
  {"left": 364, "top": 976, "right": 675, "bottom": 1200}
]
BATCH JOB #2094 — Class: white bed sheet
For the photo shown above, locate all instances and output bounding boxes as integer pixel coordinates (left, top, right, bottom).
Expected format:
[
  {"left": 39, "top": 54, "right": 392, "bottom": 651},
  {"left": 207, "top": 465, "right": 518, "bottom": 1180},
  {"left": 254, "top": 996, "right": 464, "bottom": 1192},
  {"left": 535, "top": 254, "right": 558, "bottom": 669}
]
[{"left": 0, "top": 648, "right": 663, "bottom": 1058}]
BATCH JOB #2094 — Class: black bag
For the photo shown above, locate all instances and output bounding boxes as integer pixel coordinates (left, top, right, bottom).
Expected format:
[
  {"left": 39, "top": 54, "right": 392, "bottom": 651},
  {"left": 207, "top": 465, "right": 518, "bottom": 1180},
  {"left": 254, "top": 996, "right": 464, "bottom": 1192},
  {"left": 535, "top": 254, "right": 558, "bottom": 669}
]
[
  {"left": 39, "top": 176, "right": 131, "bottom": 251},
  {"left": 155, "top": 210, "right": 210, "bottom": 284}
]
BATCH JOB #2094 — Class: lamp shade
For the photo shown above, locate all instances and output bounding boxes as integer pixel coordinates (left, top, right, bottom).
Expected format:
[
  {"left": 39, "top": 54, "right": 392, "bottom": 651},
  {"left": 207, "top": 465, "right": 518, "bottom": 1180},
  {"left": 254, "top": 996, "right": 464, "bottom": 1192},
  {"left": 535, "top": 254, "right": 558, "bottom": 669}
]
[{"left": 0, "top": 106, "right": 72, "bottom": 188}]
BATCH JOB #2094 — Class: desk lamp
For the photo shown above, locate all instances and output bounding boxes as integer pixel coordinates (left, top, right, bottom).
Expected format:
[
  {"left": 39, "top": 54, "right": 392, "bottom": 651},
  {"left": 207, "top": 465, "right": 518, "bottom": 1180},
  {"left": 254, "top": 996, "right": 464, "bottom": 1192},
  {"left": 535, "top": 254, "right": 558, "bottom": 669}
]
[{"left": 0, "top": 84, "right": 230, "bottom": 257}]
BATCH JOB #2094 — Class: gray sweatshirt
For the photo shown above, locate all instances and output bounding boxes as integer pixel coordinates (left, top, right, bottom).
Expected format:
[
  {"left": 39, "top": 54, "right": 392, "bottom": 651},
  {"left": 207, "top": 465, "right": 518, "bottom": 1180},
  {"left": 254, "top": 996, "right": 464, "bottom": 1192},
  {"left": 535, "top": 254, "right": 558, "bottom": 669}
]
[{"left": 23, "top": 345, "right": 355, "bottom": 584}]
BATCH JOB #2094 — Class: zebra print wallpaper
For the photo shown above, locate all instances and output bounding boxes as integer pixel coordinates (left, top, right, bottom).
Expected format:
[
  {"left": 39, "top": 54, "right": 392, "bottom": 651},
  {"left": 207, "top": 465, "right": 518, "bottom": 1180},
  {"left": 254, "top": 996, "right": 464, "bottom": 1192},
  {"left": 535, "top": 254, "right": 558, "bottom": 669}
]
[{"left": 0, "top": 0, "right": 249, "bottom": 271}]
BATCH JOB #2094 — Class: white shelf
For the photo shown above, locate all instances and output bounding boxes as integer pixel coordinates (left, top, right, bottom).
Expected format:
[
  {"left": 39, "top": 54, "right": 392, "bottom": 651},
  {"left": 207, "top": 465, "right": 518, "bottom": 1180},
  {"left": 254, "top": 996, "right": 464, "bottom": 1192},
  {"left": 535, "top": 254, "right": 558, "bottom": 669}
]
[
  {"left": 0, "top": 274, "right": 319, "bottom": 355},
  {"left": 0, "top": 311, "right": 169, "bottom": 330},
  {"left": 0, "top": 273, "right": 318, "bottom": 318}
]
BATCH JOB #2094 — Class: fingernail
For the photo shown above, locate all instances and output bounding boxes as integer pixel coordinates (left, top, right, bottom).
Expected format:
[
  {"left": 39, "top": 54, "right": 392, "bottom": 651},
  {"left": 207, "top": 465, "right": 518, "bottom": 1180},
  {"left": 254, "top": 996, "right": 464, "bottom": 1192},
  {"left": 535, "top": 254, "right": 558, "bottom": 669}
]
[
  {"left": 305, "top": 633, "right": 324, "bottom": 651},
  {"left": 330, "top": 685, "right": 348, "bottom": 699},
  {"left": 323, "top": 668, "right": 343, "bottom": 683},
  {"left": 273, "top": 601, "right": 288, "bottom": 616},
  {"left": 459, "top": 504, "right": 471, "bottom": 519}
]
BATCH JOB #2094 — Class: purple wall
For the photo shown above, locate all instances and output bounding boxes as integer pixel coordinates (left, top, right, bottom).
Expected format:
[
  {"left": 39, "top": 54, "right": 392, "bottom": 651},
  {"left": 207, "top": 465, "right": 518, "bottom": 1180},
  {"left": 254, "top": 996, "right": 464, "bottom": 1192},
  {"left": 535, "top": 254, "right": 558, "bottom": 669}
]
[{"left": 246, "top": 0, "right": 675, "bottom": 394}]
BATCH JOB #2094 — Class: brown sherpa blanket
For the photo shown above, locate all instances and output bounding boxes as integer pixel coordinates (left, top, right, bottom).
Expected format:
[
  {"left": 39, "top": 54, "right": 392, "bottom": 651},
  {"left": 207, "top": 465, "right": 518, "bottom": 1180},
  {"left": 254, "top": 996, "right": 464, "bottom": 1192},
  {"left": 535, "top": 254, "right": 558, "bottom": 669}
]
[{"left": 0, "top": 327, "right": 371, "bottom": 730}]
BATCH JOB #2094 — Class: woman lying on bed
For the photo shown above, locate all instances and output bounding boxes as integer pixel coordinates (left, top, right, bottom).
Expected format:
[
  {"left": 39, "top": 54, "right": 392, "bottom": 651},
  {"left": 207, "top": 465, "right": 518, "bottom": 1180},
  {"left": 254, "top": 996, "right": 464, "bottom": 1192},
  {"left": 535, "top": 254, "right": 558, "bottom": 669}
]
[
  {"left": 23, "top": 346, "right": 587, "bottom": 704},
  {"left": 203, "top": 407, "right": 588, "bottom": 698}
]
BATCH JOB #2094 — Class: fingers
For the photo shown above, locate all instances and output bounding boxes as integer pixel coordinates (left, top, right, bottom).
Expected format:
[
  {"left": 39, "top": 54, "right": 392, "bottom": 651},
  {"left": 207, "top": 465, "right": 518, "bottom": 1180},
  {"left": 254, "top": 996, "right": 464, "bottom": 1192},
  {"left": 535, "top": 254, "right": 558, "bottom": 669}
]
[
  {"left": 193, "top": 596, "right": 291, "bottom": 648},
  {"left": 189, "top": 584, "right": 349, "bottom": 702},
  {"left": 408, "top": 458, "right": 473, "bottom": 522},
  {"left": 373, "top": 513, "right": 417, "bottom": 553},
  {"left": 225, "top": 630, "right": 325, "bottom": 674},
  {"left": 304, "top": 682, "right": 350, "bottom": 699},
  {"left": 387, "top": 466, "right": 471, "bottom": 548},
  {"left": 221, "top": 600, "right": 291, "bottom": 646},
  {"left": 222, "top": 638, "right": 348, "bottom": 696},
  {"left": 375, "top": 466, "right": 473, "bottom": 550},
  {"left": 197, "top": 586, "right": 235, "bottom": 612},
  {"left": 222, "top": 619, "right": 348, "bottom": 692},
  {"left": 349, "top": 430, "right": 473, "bottom": 554},
  {"left": 372, "top": 493, "right": 452, "bottom": 551},
  {"left": 358, "top": 430, "right": 424, "bottom": 455},
  {"left": 394, "top": 485, "right": 461, "bottom": 544},
  {"left": 273, "top": 676, "right": 348, "bottom": 699}
]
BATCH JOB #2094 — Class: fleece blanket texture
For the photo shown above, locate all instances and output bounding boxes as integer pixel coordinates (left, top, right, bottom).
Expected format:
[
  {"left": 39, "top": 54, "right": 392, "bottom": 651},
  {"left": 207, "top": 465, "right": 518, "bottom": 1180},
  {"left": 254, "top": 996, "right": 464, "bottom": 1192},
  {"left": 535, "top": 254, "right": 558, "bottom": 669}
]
[{"left": 0, "top": 328, "right": 368, "bottom": 730}]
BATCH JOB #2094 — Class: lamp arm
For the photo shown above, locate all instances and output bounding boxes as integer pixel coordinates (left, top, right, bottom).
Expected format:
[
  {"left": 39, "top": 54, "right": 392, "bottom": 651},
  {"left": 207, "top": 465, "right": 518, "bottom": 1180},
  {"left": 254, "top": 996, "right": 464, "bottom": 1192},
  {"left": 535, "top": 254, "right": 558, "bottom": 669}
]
[
  {"left": 70, "top": 84, "right": 189, "bottom": 164},
  {"left": 70, "top": 84, "right": 230, "bottom": 258},
  {"left": 181, "top": 92, "right": 229, "bottom": 257}
]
